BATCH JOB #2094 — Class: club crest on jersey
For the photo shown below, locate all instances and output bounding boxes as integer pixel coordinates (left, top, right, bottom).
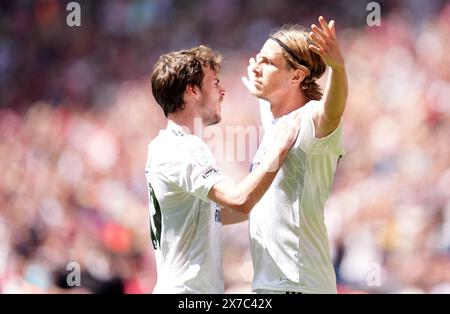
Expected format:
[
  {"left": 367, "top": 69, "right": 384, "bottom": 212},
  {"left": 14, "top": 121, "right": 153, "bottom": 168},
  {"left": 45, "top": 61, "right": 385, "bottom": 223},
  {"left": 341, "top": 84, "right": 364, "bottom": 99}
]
[{"left": 192, "top": 148, "right": 212, "bottom": 166}]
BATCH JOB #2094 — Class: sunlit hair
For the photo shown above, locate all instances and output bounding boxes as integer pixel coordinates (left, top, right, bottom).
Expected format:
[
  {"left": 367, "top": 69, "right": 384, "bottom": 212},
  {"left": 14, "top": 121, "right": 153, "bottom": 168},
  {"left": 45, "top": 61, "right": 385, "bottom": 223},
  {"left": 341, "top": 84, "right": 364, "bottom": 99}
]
[
  {"left": 270, "top": 24, "right": 326, "bottom": 101},
  {"left": 151, "top": 45, "right": 222, "bottom": 117}
]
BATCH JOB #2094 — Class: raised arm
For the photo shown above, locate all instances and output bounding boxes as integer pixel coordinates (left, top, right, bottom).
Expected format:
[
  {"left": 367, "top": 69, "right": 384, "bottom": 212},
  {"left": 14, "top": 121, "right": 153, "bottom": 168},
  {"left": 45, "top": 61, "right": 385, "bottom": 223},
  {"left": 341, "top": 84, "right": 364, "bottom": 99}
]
[
  {"left": 309, "top": 16, "right": 348, "bottom": 138},
  {"left": 208, "top": 112, "right": 300, "bottom": 214}
]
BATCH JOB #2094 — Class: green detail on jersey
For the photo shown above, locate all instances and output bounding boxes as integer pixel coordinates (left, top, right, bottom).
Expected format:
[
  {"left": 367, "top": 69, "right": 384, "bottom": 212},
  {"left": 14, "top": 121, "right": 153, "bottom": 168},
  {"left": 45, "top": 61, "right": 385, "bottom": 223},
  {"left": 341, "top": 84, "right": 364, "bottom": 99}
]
[{"left": 148, "top": 182, "right": 162, "bottom": 250}]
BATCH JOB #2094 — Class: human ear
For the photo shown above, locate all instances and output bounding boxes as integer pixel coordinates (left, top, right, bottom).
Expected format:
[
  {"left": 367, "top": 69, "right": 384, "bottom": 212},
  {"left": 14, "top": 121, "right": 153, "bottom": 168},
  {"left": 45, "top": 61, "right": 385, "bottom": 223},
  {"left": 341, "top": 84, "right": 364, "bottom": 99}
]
[
  {"left": 292, "top": 69, "right": 306, "bottom": 85},
  {"left": 185, "top": 83, "right": 200, "bottom": 96}
]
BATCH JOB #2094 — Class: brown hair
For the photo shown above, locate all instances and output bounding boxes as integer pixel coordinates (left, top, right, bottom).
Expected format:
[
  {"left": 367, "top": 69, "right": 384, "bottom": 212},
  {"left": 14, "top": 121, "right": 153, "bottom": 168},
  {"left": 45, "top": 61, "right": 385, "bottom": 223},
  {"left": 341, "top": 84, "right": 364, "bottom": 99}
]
[
  {"left": 151, "top": 45, "right": 222, "bottom": 117},
  {"left": 270, "top": 25, "right": 326, "bottom": 100}
]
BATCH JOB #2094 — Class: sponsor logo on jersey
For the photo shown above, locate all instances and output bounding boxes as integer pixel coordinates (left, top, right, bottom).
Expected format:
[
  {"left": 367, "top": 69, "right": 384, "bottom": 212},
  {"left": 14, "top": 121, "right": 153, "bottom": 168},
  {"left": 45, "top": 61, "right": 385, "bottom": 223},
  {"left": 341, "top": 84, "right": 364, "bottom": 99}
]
[{"left": 202, "top": 168, "right": 219, "bottom": 179}]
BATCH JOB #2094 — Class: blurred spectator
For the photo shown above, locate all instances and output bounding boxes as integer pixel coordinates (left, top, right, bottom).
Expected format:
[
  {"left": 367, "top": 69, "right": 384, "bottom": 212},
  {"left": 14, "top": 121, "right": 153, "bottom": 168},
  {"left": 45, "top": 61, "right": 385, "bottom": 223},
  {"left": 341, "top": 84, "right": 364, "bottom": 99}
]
[{"left": 0, "top": 0, "right": 449, "bottom": 293}]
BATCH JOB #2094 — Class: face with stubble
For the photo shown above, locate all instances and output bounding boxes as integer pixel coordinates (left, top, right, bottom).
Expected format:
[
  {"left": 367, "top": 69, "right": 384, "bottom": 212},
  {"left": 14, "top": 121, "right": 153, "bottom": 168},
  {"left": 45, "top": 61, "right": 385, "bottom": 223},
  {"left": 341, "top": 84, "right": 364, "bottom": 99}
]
[{"left": 197, "top": 67, "right": 226, "bottom": 126}]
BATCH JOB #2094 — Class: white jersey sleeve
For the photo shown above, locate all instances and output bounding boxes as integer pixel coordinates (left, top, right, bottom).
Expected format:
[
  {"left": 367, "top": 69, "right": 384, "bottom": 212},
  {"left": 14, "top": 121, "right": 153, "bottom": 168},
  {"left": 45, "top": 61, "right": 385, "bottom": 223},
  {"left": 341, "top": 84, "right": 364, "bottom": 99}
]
[
  {"left": 293, "top": 100, "right": 345, "bottom": 156},
  {"left": 182, "top": 136, "right": 228, "bottom": 202}
]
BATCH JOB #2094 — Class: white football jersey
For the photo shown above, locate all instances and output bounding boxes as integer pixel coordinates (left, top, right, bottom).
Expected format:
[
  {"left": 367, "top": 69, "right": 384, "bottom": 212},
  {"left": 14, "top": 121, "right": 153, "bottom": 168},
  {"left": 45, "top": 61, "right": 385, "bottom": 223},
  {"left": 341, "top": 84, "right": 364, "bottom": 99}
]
[
  {"left": 259, "top": 99, "right": 273, "bottom": 131},
  {"left": 250, "top": 100, "right": 345, "bottom": 294},
  {"left": 145, "top": 121, "right": 228, "bottom": 293}
]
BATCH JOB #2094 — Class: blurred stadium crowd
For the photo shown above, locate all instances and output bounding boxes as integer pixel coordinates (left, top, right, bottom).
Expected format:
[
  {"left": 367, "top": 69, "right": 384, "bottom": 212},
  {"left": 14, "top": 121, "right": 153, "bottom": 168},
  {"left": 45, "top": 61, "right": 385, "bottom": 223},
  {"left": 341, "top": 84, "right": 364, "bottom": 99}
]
[{"left": 0, "top": 0, "right": 449, "bottom": 293}]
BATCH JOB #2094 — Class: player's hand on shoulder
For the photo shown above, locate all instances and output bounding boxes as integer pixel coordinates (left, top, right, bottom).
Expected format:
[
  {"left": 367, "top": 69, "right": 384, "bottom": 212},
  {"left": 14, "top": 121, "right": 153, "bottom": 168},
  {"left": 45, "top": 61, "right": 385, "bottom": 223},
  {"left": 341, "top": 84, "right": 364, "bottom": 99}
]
[{"left": 273, "top": 111, "right": 301, "bottom": 153}]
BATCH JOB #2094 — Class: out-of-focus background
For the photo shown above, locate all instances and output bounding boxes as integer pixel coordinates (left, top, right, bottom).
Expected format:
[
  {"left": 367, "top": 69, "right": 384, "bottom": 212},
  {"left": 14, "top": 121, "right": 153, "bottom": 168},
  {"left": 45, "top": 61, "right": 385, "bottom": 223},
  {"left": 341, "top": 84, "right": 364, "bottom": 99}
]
[{"left": 1, "top": 0, "right": 450, "bottom": 294}]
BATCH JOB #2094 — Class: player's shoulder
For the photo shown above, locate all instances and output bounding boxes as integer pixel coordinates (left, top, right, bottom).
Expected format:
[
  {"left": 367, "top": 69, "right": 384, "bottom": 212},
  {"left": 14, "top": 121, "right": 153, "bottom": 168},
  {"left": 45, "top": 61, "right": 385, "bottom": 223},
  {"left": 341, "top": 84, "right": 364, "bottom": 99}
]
[
  {"left": 302, "top": 99, "right": 321, "bottom": 116},
  {"left": 285, "top": 100, "right": 319, "bottom": 119},
  {"left": 149, "top": 127, "right": 195, "bottom": 147},
  {"left": 150, "top": 131, "right": 210, "bottom": 162},
  {"left": 148, "top": 130, "right": 170, "bottom": 152},
  {"left": 181, "top": 135, "right": 216, "bottom": 167},
  {"left": 147, "top": 129, "right": 182, "bottom": 164},
  {"left": 185, "top": 134, "right": 210, "bottom": 151},
  {"left": 307, "top": 99, "right": 321, "bottom": 107}
]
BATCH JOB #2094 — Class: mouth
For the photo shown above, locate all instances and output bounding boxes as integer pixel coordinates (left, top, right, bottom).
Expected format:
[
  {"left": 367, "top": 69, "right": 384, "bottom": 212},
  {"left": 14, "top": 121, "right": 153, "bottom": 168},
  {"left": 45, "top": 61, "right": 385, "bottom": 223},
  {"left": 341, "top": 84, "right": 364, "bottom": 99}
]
[{"left": 252, "top": 79, "right": 262, "bottom": 87}]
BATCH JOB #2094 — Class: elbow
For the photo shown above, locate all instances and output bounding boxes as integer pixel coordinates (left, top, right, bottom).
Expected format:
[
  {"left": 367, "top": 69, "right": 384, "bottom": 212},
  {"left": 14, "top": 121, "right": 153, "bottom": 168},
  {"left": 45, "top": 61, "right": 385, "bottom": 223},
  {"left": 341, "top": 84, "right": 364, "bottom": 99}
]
[
  {"left": 236, "top": 203, "right": 253, "bottom": 214},
  {"left": 229, "top": 195, "right": 253, "bottom": 214}
]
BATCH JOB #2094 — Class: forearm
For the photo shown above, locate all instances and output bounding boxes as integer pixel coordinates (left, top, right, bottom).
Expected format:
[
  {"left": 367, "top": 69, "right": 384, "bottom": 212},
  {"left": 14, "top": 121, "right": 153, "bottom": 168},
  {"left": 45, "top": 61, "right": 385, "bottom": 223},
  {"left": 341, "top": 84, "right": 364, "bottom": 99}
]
[
  {"left": 208, "top": 113, "right": 300, "bottom": 213},
  {"left": 208, "top": 147, "right": 289, "bottom": 214},
  {"left": 309, "top": 17, "right": 348, "bottom": 127},
  {"left": 322, "top": 65, "right": 348, "bottom": 122},
  {"left": 233, "top": 148, "right": 288, "bottom": 212}
]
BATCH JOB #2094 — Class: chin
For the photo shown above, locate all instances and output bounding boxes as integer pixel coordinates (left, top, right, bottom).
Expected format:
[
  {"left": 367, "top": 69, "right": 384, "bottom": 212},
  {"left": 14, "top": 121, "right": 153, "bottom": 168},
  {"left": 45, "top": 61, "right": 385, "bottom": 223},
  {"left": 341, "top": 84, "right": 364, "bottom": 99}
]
[
  {"left": 207, "top": 115, "right": 221, "bottom": 126},
  {"left": 255, "top": 90, "right": 265, "bottom": 98}
]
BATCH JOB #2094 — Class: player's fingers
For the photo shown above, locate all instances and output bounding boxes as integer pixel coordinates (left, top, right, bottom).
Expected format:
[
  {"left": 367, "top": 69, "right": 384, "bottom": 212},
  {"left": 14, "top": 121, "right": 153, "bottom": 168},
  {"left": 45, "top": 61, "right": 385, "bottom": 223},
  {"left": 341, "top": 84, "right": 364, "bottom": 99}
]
[
  {"left": 319, "top": 16, "right": 331, "bottom": 37},
  {"left": 309, "top": 32, "right": 326, "bottom": 47},
  {"left": 311, "top": 24, "right": 327, "bottom": 41},
  {"left": 329, "top": 20, "right": 336, "bottom": 38},
  {"left": 309, "top": 44, "right": 322, "bottom": 56},
  {"left": 248, "top": 57, "right": 257, "bottom": 73}
]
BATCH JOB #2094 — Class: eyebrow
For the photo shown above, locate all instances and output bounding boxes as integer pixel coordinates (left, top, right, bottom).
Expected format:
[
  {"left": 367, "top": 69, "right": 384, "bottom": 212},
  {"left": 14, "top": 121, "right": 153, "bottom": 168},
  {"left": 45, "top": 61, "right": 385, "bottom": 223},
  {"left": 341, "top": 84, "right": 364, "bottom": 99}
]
[
  {"left": 258, "top": 54, "right": 274, "bottom": 62},
  {"left": 258, "top": 51, "right": 284, "bottom": 63}
]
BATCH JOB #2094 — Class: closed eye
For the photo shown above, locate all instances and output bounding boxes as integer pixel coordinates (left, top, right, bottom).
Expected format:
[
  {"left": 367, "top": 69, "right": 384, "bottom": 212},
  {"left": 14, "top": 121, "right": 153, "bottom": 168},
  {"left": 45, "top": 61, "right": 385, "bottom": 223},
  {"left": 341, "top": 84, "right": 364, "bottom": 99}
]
[{"left": 257, "top": 56, "right": 273, "bottom": 66}]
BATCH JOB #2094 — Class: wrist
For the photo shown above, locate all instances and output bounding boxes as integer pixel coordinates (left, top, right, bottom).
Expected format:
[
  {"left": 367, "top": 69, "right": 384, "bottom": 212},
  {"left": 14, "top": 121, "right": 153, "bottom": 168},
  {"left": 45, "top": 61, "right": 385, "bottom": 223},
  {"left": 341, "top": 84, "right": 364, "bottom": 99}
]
[{"left": 330, "top": 63, "right": 345, "bottom": 72}]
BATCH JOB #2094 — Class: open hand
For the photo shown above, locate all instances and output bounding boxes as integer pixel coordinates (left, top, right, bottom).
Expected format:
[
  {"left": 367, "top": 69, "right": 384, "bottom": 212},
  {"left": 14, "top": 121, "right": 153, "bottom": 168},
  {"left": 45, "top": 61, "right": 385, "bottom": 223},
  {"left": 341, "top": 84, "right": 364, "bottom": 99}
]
[
  {"left": 241, "top": 57, "right": 258, "bottom": 96},
  {"left": 309, "top": 16, "right": 344, "bottom": 70}
]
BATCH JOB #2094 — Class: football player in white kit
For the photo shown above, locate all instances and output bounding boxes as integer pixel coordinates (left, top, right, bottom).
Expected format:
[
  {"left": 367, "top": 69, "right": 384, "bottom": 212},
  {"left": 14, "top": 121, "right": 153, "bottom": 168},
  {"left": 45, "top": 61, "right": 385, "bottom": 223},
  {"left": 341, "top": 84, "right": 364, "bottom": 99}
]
[
  {"left": 242, "top": 16, "right": 348, "bottom": 294},
  {"left": 146, "top": 46, "right": 301, "bottom": 293}
]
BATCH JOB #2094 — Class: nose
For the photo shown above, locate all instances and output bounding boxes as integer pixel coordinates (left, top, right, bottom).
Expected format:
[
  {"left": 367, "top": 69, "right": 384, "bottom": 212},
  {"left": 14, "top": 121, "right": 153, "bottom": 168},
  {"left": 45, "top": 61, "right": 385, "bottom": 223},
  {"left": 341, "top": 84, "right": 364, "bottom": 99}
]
[
  {"left": 252, "top": 62, "right": 261, "bottom": 76},
  {"left": 220, "top": 86, "right": 225, "bottom": 97}
]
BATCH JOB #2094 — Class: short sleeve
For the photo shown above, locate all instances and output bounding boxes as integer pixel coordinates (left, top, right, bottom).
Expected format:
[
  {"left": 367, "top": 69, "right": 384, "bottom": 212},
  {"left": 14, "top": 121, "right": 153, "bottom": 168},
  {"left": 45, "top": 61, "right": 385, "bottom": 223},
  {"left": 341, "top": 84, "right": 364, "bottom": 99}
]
[
  {"left": 182, "top": 137, "right": 229, "bottom": 202},
  {"left": 310, "top": 121, "right": 345, "bottom": 156},
  {"left": 293, "top": 100, "right": 345, "bottom": 156},
  {"left": 292, "top": 103, "right": 315, "bottom": 154}
]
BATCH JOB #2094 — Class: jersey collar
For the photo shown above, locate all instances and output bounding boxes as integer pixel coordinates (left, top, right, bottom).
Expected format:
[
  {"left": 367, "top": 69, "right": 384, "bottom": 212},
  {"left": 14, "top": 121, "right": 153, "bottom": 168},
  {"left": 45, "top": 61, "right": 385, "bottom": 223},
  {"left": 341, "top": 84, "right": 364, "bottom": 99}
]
[{"left": 166, "top": 120, "right": 188, "bottom": 137}]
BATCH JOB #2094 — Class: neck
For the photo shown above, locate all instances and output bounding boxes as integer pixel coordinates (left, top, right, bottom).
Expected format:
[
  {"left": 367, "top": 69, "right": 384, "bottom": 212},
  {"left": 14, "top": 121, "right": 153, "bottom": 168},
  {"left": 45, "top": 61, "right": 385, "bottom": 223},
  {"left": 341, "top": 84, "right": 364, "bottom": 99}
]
[
  {"left": 269, "top": 90, "right": 309, "bottom": 118},
  {"left": 167, "top": 112, "right": 204, "bottom": 135}
]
